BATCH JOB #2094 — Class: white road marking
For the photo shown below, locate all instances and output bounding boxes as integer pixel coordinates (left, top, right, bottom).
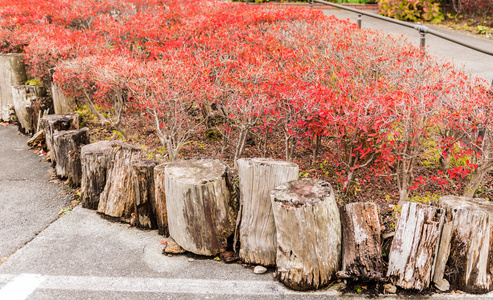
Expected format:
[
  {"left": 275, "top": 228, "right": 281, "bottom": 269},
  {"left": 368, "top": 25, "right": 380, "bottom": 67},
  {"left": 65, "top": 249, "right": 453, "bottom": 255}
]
[
  {"left": 0, "top": 274, "right": 15, "bottom": 283},
  {"left": 0, "top": 273, "right": 45, "bottom": 300},
  {"left": 0, "top": 274, "right": 340, "bottom": 296}
]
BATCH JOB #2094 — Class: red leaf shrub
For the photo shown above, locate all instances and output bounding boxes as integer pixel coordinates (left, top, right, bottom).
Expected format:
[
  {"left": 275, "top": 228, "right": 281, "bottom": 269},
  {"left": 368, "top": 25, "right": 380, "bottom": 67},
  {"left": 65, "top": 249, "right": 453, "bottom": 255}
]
[
  {"left": 444, "top": 0, "right": 493, "bottom": 18},
  {"left": 1, "top": 0, "right": 492, "bottom": 201}
]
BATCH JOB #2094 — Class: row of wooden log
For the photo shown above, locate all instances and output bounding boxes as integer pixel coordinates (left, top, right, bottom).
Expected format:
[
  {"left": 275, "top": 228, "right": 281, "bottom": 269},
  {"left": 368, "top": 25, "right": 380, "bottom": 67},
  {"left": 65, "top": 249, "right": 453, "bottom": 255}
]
[
  {"left": 3, "top": 53, "right": 491, "bottom": 294},
  {"left": 32, "top": 113, "right": 493, "bottom": 294},
  {"left": 0, "top": 54, "right": 77, "bottom": 127}
]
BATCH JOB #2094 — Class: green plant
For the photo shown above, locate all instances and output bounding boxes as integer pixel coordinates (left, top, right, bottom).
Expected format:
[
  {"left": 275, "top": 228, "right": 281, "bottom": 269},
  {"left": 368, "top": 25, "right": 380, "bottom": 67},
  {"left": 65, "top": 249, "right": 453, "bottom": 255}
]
[
  {"left": 478, "top": 25, "right": 488, "bottom": 34},
  {"left": 58, "top": 208, "right": 71, "bottom": 215},
  {"left": 409, "top": 192, "right": 441, "bottom": 205},
  {"left": 76, "top": 105, "right": 99, "bottom": 127},
  {"left": 379, "top": 0, "right": 444, "bottom": 23},
  {"left": 474, "top": 184, "right": 489, "bottom": 198},
  {"left": 112, "top": 130, "right": 123, "bottom": 139},
  {"left": 25, "top": 78, "right": 43, "bottom": 86}
]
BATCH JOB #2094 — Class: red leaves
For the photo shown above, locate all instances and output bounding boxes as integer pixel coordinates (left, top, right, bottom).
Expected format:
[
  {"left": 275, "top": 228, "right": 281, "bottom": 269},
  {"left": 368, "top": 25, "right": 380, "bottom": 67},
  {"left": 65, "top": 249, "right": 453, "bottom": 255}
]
[{"left": 1, "top": 0, "right": 492, "bottom": 197}]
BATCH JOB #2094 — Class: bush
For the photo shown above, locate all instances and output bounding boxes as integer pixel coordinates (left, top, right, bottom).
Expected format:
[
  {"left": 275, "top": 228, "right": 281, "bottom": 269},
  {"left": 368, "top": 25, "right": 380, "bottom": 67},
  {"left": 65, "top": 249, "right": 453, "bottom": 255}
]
[
  {"left": 441, "top": 0, "right": 493, "bottom": 19},
  {"left": 1, "top": 0, "right": 491, "bottom": 202},
  {"left": 379, "top": 0, "right": 444, "bottom": 23}
]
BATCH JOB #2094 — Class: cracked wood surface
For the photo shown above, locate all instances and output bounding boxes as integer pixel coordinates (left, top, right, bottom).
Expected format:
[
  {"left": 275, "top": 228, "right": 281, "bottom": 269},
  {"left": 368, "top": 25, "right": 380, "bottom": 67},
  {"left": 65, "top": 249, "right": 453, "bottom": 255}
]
[
  {"left": 271, "top": 178, "right": 341, "bottom": 290},
  {"left": 237, "top": 158, "right": 298, "bottom": 266}
]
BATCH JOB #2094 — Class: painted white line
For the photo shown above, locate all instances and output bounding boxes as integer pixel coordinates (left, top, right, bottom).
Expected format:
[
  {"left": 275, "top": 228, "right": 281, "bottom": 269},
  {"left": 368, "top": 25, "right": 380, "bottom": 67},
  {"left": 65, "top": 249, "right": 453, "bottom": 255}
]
[
  {"left": 0, "top": 274, "right": 15, "bottom": 284},
  {"left": 0, "top": 274, "right": 340, "bottom": 296},
  {"left": 42, "top": 275, "right": 300, "bottom": 295},
  {"left": 0, "top": 273, "right": 45, "bottom": 300}
]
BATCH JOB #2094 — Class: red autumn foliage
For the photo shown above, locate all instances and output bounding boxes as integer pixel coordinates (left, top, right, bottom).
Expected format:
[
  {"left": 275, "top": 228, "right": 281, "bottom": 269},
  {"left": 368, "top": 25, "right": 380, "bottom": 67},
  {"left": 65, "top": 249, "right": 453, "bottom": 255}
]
[{"left": 1, "top": 0, "right": 492, "bottom": 202}]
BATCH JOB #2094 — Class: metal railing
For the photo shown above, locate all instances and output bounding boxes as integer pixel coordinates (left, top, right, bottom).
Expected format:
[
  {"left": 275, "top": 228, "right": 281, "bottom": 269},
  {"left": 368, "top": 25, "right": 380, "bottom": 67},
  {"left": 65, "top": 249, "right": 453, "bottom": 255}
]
[{"left": 246, "top": 0, "right": 493, "bottom": 57}]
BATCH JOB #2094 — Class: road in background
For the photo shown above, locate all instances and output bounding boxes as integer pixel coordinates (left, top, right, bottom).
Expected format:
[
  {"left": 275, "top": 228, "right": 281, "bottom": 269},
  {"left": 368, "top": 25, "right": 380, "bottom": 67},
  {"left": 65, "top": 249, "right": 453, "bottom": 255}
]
[{"left": 323, "top": 9, "right": 493, "bottom": 83}]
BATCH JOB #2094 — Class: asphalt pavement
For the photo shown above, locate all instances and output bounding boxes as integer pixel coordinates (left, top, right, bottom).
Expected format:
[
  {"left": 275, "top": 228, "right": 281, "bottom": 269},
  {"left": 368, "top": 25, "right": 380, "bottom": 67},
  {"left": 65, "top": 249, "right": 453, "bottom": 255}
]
[
  {"left": 1, "top": 8, "right": 493, "bottom": 299},
  {"left": 0, "top": 125, "right": 71, "bottom": 260},
  {"left": 0, "top": 124, "right": 343, "bottom": 299}
]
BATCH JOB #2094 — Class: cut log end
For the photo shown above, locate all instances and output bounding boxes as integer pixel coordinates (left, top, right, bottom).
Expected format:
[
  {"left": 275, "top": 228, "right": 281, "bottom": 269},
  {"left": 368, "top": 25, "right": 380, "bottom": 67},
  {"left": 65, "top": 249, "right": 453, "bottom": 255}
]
[
  {"left": 52, "top": 128, "right": 89, "bottom": 187},
  {"left": 80, "top": 140, "right": 121, "bottom": 210},
  {"left": 40, "top": 113, "right": 79, "bottom": 155},
  {"left": 237, "top": 158, "right": 299, "bottom": 267},
  {"left": 387, "top": 202, "right": 445, "bottom": 291},
  {"left": 437, "top": 196, "right": 493, "bottom": 294},
  {"left": 164, "top": 159, "right": 228, "bottom": 184},
  {"left": 11, "top": 85, "right": 47, "bottom": 134},
  {"left": 130, "top": 159, "right": 160, "bottom": 229},
  {"left": 271, "top": 178, "right": 341, "bottom": 291},
  {"left": 165, "top": 159, "right": 237, "bottom": 256},
  {"left": 339, "top": 202, "right": 384, "bottom": 282},
  {"left": 154, "top": 163, "right": 169, "bottom": 236},
  {"left": 97, "top": 142, "right": 142, "bottom": 219},
  {"left": 0, "top": 54, "right": 27, "bottom": 122},
  {"left": 272, "top": 180, "right": 332, "bottom": 207}
]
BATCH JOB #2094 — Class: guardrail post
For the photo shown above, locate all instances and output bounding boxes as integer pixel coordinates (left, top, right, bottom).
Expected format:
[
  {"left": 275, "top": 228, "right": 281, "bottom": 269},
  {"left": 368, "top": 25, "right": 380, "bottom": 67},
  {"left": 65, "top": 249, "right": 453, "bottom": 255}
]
[
  {"left": 414, "top": 25, "right": 429, "bottom": 52},
  {"left": 357, "top": 14, "right": 362, "bottom": 29}
]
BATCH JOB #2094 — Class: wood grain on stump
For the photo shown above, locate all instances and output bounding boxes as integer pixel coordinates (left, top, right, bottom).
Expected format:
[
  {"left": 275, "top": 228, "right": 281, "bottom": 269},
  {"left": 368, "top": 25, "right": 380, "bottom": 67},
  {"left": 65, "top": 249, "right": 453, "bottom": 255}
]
[
  {"left": 30, "top": 96, "right": 53, "bottom": 133},
  {"left": 387, "top": 202, "right": 445, "bottom": 291},
  {"left": 130, "top": 159, "right": 159, "bottom": 229},
  {"left": 98, "top": 143, "right": 142, "bottom": 221},
  {"left": 154, "top": 163, "right": 169, "bottom": 236},
  {"left": 270, "top": 178, "right": 341, "bottom": 291},
  {"left": 80, "top": 140, "right": 120, "bottom": 209},
  {"left": 39, "top": 113, "right": 79, "bottom": 157},
  {"left": 437, "top": 196, "right": 493, "bottom": 294},
  {"left": 433, "top": 221, "right": 453, "bottom": 292},
  {"left": 338, "top": 202, "right": 384, "bottom": 281},
  {"left": 53, "top": 128, "right": 89, "bottom": 187},
  {"left": 237, "top": 158, "right": 298, "bottom": 266},
  {"left": 165, "top": 159, "right": 237, "bottom": 256},
  {"left": 0, "top": 54, "right": 27, "bottom": 121},
  {"left": 52, "top": 83, "right": 77, "bottom": 114},
  {"left": 11, "top": 85, "right": 47, "bottom": 134}
]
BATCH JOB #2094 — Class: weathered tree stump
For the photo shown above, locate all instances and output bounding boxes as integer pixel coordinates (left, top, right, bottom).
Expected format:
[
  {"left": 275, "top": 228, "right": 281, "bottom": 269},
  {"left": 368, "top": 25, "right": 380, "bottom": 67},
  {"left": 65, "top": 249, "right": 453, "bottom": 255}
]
[
  {"left": 11, "top": 85, "right": 47, "bottom": 134},
  {"left": 52, "top": 83, "right": 77, "bottom": 114},
  {"left": 80, "top": 140, "right": 120, "bottom": 210},
  {"left": 0, "top": 54, "right": 27, "bottom": 121},
  {"left": 154, "top": 163, "right": 169, "bottom": 236},
  {"left": 270, "top": 178, "right": 341, "bottom": 291},
  {"left": 387, "top": 202, "right": 445, "bottom": 291},
  {"left": 129, "top": 159, "right": 160, "bottom": 229},
  {"left": 433, "top": 221, "right": 453, "bottom": 292},
  {"left": 98, "top": 143, "right": 142, "bottom": 221},
  {"left": 39, "top": 113, "right": 79, "bottom": 157},
  {"left": 52, "top": 128, "right": 89, "bottom": 187},
  {"left": 30, "top": 96, "right": 53, "bottom": 133},
  {"left": 337, "top": 202, "right": 384, "bottom": 281},
  {"left": 237, "top": 158, "right": 299, "bottom": 266},
  {"left": 165, "top": 159, "right": 237, "bottom": 256},
  {"left": 436, "top": 196, "right": 493, "bottom": 294}
]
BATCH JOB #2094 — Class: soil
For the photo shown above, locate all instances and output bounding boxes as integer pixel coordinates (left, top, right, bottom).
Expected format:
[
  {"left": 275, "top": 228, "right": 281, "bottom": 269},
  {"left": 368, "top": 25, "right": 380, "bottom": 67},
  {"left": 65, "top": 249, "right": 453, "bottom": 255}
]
[
  {"left": 432, "top": 18, "right": 493, "bottom": 41},
  {"left": 76, "top": 110, "right": 493, "bottom": 210}
]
